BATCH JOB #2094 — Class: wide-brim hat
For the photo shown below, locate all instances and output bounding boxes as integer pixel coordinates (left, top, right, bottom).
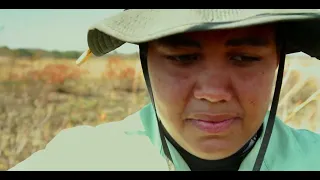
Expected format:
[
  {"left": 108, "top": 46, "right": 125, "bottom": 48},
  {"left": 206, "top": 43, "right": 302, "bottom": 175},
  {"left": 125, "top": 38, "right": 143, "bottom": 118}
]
[{"left": 76, "top": 9, "right": 320, "bottom": 66}]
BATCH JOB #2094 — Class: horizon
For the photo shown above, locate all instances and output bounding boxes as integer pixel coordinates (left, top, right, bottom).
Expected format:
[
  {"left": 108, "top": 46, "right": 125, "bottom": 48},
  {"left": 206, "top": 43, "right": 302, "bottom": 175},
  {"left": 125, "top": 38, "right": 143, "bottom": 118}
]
[{"left": 0, "top": 9, "right": 139, "bottom": 54}]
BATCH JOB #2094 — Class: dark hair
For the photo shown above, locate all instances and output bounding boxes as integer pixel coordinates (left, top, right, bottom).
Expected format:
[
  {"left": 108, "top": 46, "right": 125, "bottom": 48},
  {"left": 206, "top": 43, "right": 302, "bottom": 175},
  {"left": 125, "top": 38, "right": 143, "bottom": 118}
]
[
  {"left": 275, "top": 23, "right": 286, "bottom": 61},
  {"left": 139, "top": 42, "right": 148, "bottom": 62}
]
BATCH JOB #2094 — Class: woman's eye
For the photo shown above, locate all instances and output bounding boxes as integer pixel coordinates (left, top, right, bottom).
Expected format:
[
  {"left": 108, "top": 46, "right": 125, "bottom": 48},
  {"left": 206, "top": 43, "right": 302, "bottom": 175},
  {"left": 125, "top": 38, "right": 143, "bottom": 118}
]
[
  {"left": 165, "top": 54, "right": 199, "bottom": 65},
  {"left": 231, "top": 55, "right": 261, "bottom": 62},
  {"left": 230, "top": 55, "right": 261, "bottom": 66}
]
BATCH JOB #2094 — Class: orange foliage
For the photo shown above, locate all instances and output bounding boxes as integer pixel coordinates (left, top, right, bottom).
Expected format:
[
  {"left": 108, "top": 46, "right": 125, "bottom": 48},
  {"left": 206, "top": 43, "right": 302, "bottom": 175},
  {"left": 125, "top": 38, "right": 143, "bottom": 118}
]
[
  {"left": 119, "top": 67, "right": 136, "bottom": 79},
  {"left": 102, "top": 56, "right": 137, "bottom": 79},
  {"left": 23, "top": 64, "right": 89, "bottom": 84}
]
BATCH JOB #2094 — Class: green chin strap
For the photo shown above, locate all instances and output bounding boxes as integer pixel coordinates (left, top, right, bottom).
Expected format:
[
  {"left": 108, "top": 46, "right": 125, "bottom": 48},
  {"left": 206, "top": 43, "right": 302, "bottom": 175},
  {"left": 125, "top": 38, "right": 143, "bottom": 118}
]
[{"left": 138, "top": 36, "right": 286, "bottom": 171}]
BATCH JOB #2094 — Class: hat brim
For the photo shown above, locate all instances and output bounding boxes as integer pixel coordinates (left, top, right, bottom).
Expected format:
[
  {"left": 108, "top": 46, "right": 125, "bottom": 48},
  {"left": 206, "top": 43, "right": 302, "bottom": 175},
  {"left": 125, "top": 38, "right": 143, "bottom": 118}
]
[{"left": 86, "top": 9, "right": 320, "bottom": 60}]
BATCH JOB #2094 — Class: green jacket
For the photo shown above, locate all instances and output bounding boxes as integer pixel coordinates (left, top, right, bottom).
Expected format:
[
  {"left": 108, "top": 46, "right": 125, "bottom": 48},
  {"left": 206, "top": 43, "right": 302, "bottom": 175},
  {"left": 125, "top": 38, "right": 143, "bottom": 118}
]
[{"left": 9, "top": 104, "right": 320, "bottom": 171}]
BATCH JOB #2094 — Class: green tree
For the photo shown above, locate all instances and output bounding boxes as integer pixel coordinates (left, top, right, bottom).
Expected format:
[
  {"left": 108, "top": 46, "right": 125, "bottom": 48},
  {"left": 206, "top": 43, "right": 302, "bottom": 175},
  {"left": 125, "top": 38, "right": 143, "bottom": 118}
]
[{"left": 15, "top": 48, "right": 33, "bottom": 58}]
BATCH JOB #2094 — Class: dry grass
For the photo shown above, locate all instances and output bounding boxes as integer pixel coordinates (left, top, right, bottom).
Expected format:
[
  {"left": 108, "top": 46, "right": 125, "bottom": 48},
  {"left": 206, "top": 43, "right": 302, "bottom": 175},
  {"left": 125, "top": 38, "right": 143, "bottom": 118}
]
[
  {"left": 278, "top": 55, "right": 320, "bottom": 132},
  {"left": 0, "top": 54, "right": 319, "bottom": 170},
  {"left": 0, "top": 56, "right": 149, "bottom": 170}
]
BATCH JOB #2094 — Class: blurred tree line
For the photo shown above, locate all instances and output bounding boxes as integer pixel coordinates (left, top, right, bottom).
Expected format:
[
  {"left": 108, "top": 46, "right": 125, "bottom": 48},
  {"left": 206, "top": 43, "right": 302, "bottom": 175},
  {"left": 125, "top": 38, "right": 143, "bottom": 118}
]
[
  {"left": 0, "top": 46, "right": 82, "bottom": 60},
  {"left": 0, "top": 46, "right": 139, "bottom": 60}
]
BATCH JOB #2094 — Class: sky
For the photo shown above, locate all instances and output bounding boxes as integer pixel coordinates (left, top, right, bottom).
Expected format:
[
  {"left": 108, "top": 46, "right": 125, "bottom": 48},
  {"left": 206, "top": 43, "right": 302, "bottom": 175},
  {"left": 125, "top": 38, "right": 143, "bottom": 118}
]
[
  {"left": 0, "top": 9, "right": 139, "bottom": 54},
  {"left": 0, "top": 9, "right": 313, "bottom": 56}
]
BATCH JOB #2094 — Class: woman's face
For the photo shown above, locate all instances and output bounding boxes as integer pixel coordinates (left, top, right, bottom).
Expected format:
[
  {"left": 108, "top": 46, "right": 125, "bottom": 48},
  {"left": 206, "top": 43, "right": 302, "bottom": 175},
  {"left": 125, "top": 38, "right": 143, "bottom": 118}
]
[{"left": 147, "top": 25, "right": 279, "bottom": 160}]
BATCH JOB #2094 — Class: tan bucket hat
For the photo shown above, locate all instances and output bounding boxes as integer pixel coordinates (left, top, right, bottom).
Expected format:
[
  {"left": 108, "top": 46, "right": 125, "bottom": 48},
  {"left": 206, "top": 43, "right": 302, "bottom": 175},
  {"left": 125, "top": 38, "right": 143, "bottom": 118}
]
[{"left": 77, "top": 9, "right": 320, "bottom": 65}]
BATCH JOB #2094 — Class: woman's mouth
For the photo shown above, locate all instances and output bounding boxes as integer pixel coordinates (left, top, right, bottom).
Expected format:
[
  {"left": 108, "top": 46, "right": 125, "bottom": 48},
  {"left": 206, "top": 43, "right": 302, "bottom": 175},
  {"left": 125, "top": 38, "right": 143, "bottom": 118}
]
[{"left": 186, "top": 113, "right": 240, "bottom": 134}]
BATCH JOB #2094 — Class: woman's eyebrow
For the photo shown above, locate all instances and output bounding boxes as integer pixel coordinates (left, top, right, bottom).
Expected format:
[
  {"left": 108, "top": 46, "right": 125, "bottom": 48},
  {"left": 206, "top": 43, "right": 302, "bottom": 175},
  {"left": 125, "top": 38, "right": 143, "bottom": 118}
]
[
  {"left": 155, "top": 36, "right": 202, "bottom": 49},
  {"left": 225, "top": 37, "right": 270, "bottom": 47},
  {"left": 153, "top": 35, "right": 270, "bottom": 49}
]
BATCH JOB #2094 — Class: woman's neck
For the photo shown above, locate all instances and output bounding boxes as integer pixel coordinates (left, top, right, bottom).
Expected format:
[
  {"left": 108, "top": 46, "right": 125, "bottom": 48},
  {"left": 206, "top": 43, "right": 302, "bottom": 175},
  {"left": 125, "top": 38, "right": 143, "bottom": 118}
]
[{"left": 162, "top": 124, "right": 263, "bottom": 171}]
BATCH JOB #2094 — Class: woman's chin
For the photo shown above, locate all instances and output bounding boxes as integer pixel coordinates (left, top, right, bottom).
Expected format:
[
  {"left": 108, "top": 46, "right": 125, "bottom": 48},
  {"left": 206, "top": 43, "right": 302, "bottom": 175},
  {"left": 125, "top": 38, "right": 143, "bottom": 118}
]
[{"left": 187, "top": 137, "right": 243, "bottom": 160}]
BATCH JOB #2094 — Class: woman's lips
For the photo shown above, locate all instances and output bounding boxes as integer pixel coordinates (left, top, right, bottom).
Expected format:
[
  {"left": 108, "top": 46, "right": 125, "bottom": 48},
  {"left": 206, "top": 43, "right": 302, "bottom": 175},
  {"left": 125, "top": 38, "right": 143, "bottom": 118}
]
[
  {"left": 189, "top": 118, "right": 236, "bottom": 134},
  {"left": 186, "top": 113, "right": 240, "bottom": 134}
]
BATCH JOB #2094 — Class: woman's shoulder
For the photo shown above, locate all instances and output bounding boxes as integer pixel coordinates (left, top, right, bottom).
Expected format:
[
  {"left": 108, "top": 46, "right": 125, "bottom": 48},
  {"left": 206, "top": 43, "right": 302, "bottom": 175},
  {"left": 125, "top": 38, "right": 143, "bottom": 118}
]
[
  {"left": 9, "top": 104, "right": 168, "bottom": 171},
  {"left": 266, "top": 118, "right": 320, "bottom": 170}
]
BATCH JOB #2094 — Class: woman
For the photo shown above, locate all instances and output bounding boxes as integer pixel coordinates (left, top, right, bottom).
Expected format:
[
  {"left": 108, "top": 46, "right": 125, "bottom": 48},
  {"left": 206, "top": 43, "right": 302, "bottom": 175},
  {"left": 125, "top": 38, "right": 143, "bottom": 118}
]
[{"left": 10, "top": 9, "right": 320, "bottom": 171}]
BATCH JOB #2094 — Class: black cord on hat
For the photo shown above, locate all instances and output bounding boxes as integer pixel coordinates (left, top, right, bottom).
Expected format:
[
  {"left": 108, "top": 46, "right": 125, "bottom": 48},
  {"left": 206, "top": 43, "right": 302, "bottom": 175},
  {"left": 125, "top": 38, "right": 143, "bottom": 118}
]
[
  {"left": 139, "top": 44, "right": 174, "bottom": 165},
  {"left": 252, "top": 25, "right": 286, "bottom": 171}
]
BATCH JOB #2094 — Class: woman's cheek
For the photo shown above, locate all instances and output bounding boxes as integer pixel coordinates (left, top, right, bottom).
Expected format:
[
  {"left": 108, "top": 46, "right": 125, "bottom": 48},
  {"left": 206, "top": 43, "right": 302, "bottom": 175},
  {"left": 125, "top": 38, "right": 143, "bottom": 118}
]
[
  {"left": 236, "top": 68, "right": 275, "bottom": 115},
  {"left": 155, "top": 72, "right": 193, "bottom": 106}
]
